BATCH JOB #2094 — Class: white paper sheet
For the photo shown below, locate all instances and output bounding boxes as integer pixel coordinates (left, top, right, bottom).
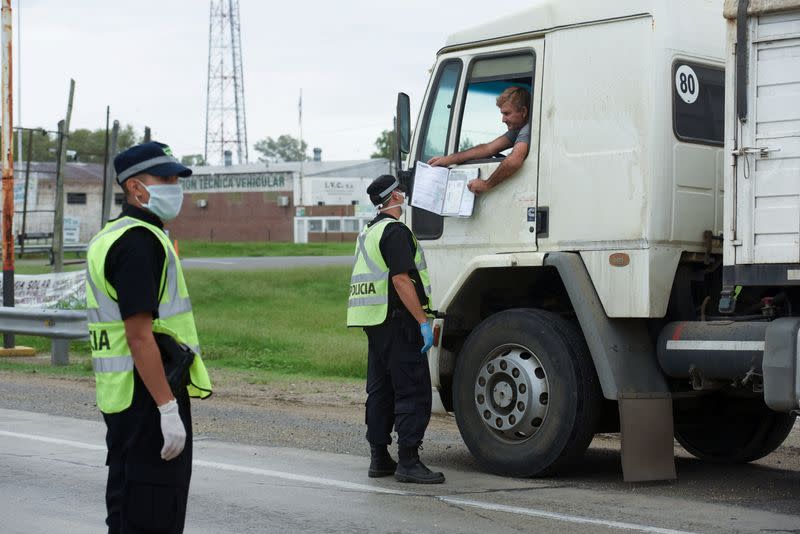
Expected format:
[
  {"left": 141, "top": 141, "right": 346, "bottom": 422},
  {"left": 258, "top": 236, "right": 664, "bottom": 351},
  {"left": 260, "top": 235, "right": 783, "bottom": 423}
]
[
  {"left": 411, "top": 162, "right": 479, "bottom": 217},
  {"left": 410, "top": 162, "right": 449, "bottom": 214}
]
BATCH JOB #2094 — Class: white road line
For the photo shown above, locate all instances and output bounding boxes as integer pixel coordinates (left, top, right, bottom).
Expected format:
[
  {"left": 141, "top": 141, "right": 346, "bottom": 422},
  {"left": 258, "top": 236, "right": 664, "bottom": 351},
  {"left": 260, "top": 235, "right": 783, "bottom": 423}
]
[
  {"left": 194, "top": 460, "right": 406, "bottom": 496},
  {"left": 182, "top": 259, "right": 235, "bottom": 265},
  {"left": 1, "top": 429, "right": 697, "bottom": 534},
  {"left": 438, "top": 497, "right": 699, "bottom": 534},
  {"left": 0, "top": 430, "right": 105, "bottom": 451}
]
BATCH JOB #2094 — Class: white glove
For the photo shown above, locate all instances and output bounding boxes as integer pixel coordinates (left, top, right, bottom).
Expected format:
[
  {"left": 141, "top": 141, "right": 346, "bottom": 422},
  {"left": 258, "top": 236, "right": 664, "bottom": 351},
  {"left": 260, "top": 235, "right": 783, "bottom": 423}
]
[{"left": 158, "top": 399, "right": 186, "bottom": 461}]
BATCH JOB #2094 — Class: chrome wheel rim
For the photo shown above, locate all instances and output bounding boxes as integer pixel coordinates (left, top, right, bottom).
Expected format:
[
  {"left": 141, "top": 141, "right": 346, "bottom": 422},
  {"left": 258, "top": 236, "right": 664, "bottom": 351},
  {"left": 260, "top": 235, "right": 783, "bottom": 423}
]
[{"left": 473, "top": 344, "right": 550, "bottom": 443}]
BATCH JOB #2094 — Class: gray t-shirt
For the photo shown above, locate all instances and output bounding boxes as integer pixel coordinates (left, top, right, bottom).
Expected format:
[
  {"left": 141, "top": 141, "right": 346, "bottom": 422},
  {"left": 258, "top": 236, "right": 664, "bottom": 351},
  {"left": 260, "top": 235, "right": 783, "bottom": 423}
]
[{"left": 504, "top": 123, "right": 531, "bottom": 145}]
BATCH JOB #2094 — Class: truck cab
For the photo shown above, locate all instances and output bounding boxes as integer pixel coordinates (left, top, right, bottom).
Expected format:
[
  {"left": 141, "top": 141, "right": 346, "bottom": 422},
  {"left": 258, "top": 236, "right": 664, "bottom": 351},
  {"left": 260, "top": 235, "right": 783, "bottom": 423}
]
[{"left": 394, "top": 0, "right": 800, "bottom": 480}]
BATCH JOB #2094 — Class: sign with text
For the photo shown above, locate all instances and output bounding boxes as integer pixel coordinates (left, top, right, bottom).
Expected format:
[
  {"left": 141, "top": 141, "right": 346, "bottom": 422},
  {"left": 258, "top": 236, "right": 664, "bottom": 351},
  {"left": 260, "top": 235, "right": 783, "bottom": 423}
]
[
  {"left": 64, "top": 216, "right": 81, "bottom": 244},
  {"left": 182, "top": 172, "right": 293, "bottom": 193},
  {"left": 304, "top": 177, "right": 372, "bottom": 206},
  {"left": 0, "top": 270, "right": 86, "bottom": 308}
]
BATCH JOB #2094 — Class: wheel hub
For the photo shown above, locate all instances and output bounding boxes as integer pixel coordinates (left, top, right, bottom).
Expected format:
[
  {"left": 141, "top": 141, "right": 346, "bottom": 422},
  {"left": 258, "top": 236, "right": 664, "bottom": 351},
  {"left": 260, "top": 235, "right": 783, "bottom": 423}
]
[
  {"left": 473, "top": 344, "right": 549, "bottom": 441},
  {"left": 492, "top": 381, "right": 514, "bottom": 408}
]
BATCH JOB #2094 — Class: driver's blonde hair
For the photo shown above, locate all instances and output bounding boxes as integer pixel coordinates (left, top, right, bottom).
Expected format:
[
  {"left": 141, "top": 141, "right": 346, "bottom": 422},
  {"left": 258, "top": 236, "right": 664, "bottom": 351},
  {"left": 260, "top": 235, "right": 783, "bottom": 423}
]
[{"left": 496, "top": 86, "right": 530, "bottom": 111}]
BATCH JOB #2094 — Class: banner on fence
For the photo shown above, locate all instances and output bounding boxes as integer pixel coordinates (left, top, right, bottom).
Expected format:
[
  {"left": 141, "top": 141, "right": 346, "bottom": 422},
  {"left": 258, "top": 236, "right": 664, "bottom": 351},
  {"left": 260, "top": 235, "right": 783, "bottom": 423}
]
[{"left": 0, "top": 270, "right": 86, "bottom": 308}]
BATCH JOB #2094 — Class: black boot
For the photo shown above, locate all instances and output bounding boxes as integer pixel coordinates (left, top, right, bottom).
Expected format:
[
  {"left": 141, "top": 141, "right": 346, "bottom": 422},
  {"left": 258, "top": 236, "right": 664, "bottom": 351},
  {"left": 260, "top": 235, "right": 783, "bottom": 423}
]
[
  {"left": 368, "top": 444, "right": 397, "bottom": 478},
  {"left": 395, "top": 445, "right": 445, "bottom": 484}
]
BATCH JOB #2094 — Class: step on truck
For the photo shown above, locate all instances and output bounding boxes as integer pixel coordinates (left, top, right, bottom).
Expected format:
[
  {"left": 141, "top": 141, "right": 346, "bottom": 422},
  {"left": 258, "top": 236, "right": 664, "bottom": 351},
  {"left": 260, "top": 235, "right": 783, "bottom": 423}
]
[{"left": 392, "top": 0, "right": 800, "bottom": 481}]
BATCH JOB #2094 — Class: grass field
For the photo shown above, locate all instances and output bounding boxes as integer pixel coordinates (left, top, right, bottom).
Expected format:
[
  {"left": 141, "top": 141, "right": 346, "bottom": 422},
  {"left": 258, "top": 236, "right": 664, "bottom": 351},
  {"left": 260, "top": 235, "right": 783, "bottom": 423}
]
[
  {"left": 177, "top": 241, "right": 353, "bottom": 258},
  {"left": 1, "top": 266, "right": 369, "bottom": 381}
]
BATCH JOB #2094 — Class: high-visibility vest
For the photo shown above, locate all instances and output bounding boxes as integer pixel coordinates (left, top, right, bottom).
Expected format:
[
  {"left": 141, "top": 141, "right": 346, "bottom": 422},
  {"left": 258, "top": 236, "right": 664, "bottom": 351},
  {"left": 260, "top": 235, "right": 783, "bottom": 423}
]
[
  {"left": 347, "top": 217, "right": 432, "bottom": 327},
  {"left": 86, "top": 216, "right": 212, "bottom": 414}
]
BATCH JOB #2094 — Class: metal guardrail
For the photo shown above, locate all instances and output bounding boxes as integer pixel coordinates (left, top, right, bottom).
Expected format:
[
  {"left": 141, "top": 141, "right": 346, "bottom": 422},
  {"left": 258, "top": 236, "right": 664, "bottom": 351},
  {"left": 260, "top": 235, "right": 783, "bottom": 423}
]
[{"left": 0, "top": 307, "right": 88, "bottom": 365}]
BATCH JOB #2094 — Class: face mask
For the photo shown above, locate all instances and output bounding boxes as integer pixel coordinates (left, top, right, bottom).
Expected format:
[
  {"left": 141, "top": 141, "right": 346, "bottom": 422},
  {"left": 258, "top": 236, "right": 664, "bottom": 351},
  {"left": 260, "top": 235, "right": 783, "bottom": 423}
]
[
  {"left": 139, "top": 183, "right": 184, "bottom": 221},
  {"left": 379, "top": 193, "right": 406, "bottom": 214}
]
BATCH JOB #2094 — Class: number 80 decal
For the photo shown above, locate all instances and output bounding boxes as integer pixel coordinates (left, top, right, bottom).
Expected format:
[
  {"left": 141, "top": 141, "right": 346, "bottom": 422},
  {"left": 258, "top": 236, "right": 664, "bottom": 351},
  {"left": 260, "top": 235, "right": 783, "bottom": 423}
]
[{"left": 675, "top": 65, "right": 699, "bottom": 104}]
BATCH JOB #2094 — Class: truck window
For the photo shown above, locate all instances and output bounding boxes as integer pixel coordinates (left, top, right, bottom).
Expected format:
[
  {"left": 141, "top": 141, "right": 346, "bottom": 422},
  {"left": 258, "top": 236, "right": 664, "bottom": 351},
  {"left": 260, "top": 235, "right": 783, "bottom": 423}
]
[
  {"left": 457, "top": 53, "right": 534, "bottom": 155},
  {"left": 419, "top": 60, "right": 463, "bottom": 163},
  {"left": 672, "top": 62, "right": 725, "bottom": 146},
  {"left": 414, "top": 60, "right": 462, "bottom": 239}
]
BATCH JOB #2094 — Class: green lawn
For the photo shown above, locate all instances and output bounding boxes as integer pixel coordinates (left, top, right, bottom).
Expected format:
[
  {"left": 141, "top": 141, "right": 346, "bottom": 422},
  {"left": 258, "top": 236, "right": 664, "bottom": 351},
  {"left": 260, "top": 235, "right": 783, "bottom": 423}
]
[
  {"left": 1, "top": 266, "right": 369, "bottom": 381},
  {"left": 177, "top": 241, "right": 354, "bottom": 258}
]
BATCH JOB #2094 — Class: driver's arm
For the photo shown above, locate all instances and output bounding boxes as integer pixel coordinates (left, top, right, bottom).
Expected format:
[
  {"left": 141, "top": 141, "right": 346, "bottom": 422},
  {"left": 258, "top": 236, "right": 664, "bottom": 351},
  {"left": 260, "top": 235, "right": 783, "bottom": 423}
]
[
  {"left": 484, "top": 141, "right": 529, "bottom": 189},
  {"left": 428, "top": 134, "right": 512, "bottom": 167}
]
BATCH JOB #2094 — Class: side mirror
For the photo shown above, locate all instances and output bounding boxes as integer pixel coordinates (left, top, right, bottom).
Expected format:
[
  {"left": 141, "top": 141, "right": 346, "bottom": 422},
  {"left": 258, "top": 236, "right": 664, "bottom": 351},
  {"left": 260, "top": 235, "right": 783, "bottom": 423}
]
[{"left": 395, "top": 92, "right": 411, "bottom": 168}]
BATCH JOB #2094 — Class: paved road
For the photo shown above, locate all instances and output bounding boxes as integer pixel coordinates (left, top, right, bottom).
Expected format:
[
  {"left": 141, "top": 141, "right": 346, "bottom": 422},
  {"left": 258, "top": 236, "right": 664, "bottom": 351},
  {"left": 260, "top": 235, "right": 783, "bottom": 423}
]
[
  {"left": 3, "top": 408, "right": 799, "bottom": 534},
  {"left": 180, "top": 255, "right": 353, "bottom": 270}
]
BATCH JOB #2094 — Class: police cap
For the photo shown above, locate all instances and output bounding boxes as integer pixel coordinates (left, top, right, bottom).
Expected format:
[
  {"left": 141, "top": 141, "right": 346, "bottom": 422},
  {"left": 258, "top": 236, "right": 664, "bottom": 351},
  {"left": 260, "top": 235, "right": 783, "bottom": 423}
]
[{"left": 367, "top": 174, "right": 406, "bottom": 206}]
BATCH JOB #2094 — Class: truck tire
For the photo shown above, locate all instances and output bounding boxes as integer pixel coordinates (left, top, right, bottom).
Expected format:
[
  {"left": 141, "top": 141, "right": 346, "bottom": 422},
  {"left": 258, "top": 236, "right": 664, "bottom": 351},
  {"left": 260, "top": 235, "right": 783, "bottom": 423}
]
[
  {"left": 674, "top": 396, "right": 796, "bottom": 464},
  {"left": 453, "top": 308, "right": 601, "bottom": 477}
]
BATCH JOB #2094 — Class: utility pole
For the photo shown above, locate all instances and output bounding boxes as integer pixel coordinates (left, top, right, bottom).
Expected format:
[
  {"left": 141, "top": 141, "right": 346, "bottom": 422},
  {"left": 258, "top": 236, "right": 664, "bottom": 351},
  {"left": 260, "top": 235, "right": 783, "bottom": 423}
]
[
  {"left": 101, "top": 121, "right": 119, "bottom": 226},
  {"left": 52, "top": 79, "right": 75, "bottom": 274},
  {"left": 1, "top": 0, "right": 14, "bottom": 349}
]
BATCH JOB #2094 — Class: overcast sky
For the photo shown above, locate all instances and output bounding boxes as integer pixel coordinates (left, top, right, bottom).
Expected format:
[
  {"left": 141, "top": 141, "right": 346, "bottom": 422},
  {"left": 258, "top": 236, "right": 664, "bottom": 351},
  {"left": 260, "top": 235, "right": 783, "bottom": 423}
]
[{"left": 16, "top": 0, "right": 536, "bottom": 164}]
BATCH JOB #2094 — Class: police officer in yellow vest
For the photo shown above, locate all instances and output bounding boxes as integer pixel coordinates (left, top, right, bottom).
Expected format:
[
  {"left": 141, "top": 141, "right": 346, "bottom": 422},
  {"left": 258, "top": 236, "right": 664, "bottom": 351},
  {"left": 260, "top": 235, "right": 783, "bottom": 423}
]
[
  {"left": 86, "top": 141, "right": 212, "bottom": 533},
  {"left": 347, "top": 175, "right": 445, "bottom": 484}
]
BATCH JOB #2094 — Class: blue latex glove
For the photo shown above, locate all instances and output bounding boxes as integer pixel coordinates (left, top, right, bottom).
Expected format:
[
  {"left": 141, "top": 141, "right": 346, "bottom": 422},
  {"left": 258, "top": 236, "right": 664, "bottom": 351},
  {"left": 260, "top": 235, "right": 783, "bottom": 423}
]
[{"left": 420, "top": 322, "right": 434, "bottom": 354}]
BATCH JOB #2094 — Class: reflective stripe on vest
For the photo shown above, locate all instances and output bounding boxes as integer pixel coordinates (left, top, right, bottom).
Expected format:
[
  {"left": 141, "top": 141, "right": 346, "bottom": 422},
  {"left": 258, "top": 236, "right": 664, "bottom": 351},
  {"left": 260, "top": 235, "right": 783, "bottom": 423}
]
[
  {"left": 86, "top": 216, "right": 212, "bottom": 414},
  {"left": 346, "top": 218, "right": 432, "bottom": 327}
]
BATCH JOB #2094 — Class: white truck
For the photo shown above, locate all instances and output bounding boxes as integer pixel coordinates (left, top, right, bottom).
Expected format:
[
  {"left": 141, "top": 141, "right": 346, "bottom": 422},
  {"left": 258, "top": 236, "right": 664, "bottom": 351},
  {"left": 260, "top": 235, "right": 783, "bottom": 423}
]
[{"left": 393, "top": 0, "right": 800, "bottom": 481}]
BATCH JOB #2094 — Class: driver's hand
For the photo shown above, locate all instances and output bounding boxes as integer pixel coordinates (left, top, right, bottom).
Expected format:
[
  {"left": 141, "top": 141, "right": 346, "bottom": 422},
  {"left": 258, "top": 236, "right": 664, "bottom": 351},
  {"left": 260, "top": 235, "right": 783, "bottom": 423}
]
[
  {"left": 467, "top": 179, "right": 490, "bottom": 194},
  {"left": 427, "top": 156, "right": 446, "bottom": 166}
]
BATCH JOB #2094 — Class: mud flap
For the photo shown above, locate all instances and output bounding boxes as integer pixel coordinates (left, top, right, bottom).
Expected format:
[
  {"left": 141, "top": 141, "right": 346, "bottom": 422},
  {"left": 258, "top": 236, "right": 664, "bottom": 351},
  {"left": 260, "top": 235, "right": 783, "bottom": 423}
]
[{"left": 618, "top": 393, "right": 676, "bottom": 482}]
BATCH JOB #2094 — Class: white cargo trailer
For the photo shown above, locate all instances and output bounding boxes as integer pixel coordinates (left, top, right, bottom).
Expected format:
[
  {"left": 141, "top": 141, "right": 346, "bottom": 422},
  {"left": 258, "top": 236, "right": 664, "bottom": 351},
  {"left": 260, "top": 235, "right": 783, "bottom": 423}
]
[{"left": 390, "top": 0, "right": 800, "bottom": 481}]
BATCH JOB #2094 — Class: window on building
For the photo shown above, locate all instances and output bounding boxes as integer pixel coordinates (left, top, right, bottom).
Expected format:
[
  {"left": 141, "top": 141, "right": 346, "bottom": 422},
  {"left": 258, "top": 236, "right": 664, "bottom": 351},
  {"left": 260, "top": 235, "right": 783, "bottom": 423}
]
[
  {"left": 308, "top": 219, "right": 323, "bottom": 232},
  {"left": 67, "top": 192, "right": 87, "bottom": 205},
  {"left": 326, "top": 220, "right": 341, "bottom": 232},
  {"left": 672, "top": 62, "right": 725, "bottom": 146},
  {"left": 114, "top": 193, "right": 125, "bottom": 206},
  {"left": 343, "top": 219, "right": 360, "bottom": 232}
]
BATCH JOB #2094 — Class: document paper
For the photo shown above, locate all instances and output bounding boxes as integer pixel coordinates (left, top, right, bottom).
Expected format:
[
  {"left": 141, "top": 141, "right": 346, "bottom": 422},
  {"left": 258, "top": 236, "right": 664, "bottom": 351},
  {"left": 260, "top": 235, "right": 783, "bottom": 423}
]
[{"left": 411, "top": 162, "right": 478, "bottom": 217}]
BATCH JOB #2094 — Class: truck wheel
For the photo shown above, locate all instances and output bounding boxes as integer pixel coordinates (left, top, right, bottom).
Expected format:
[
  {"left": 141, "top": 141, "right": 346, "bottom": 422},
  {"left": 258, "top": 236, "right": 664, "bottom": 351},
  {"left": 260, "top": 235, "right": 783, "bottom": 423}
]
[
  {"left": 453, "top": 308, "right": 601, "bottom": 477},
  {"left": 675, "top": 397, "right": 796, "bottom": 463}
]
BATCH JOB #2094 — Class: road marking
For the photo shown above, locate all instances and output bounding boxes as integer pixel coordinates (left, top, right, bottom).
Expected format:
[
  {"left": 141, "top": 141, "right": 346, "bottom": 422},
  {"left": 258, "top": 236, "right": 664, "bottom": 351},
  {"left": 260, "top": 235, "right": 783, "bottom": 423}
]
[
  {"left": 182, "top": 259, "right": 235, "bottom": 265},
  {"left": 1, "top": 429, "right": 698, "bottom": 533},
  {"left": 0, "top": 430, "right": 105, "bottom": 451},
  {"left": 194, "top": 459, "right": 406, "bottom": 495},
  {"left": 438, "top": 497, "right": 699, "bottom": 534}
]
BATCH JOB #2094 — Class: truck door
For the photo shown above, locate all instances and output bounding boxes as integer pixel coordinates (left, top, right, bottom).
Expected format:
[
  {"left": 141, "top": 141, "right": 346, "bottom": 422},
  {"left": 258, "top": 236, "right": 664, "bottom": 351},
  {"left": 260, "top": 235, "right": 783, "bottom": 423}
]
[
  {"left": 411, "top": 43, "right": 544, "bottom": 250},
  {"left": 735, "top": 11, "right": 800, "bottom": 265}
]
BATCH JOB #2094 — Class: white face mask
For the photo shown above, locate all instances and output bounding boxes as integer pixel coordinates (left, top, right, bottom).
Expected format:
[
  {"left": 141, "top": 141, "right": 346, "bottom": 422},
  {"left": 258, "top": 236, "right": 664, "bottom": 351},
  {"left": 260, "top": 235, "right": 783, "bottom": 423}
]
[
  {"left": 378, "top": 192, "right": 406, "bottom": 214},
  {"left": 138, "top": 182, "right": 184, "bottom": 221}
]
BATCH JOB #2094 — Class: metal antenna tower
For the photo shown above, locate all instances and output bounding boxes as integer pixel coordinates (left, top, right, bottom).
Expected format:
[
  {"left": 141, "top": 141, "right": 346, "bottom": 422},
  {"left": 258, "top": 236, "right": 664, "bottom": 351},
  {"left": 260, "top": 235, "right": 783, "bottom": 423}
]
[{"left": 204, "top": 0, "right": 248, "bottom": 165}]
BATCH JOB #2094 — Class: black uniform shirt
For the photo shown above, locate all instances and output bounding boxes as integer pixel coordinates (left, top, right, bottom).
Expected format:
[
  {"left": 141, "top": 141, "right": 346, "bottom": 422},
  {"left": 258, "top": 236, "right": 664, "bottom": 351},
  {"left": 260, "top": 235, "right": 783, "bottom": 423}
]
[
  {"left": 104, "top": 203, "right": 166, "bottom": 320},
  {"left": 369, "top": 213, "right": 427, "bottom": 314}
]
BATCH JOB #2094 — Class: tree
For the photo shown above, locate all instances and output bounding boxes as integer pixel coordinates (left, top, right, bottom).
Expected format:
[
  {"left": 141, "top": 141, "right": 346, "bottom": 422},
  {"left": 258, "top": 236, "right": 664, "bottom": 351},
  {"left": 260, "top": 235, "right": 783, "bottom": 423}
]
[
  {"left": 180, "top": 154, "right": 206, "bottom": 166},
  {"left": 253, "top": 134, "right": 308, "bottom": 162},
  {"left": 371, "top": 129, "right": 395, "bottom": 159},
  {"left": 13, "top": 124, "right": 140, "bottom": 164}
]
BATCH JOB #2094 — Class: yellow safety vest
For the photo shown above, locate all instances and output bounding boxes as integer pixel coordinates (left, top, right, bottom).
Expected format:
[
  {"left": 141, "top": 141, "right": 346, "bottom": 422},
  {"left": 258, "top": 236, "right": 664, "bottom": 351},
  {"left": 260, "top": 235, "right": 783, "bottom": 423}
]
[
  {"left": 86, "top": 216, "right": 212, "bottom": 414},
  {"left": 347, "top": 217, "right": 432, "bottom": 327}
]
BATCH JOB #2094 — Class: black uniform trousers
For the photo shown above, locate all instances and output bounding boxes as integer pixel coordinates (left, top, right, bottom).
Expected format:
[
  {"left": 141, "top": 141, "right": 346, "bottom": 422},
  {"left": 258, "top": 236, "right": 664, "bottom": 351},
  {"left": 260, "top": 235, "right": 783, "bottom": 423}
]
[
  {"left": 103, "top": 371, "right": 192, "bottom": 534},
  {"left": 365, "top": 311, "right": 432, "bottom": 448}
]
